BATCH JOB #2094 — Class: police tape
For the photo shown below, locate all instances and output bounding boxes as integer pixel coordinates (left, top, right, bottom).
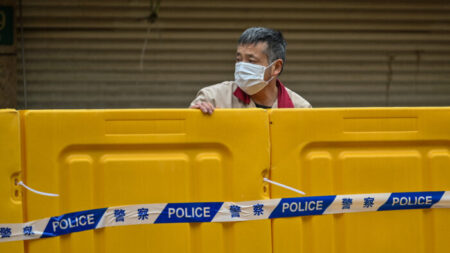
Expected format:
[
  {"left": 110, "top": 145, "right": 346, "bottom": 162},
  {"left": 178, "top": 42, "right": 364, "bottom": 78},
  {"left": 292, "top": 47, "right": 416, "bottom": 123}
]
[{"left": 1, "top": 191, "right": 449, "bottom": 242}]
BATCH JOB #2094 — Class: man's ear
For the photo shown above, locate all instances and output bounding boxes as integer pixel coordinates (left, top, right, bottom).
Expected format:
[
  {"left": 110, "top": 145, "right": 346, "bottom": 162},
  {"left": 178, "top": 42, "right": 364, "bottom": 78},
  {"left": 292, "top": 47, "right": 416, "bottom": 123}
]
[{"left": 272, "top": 59, "right": 283, "bottom": 76}]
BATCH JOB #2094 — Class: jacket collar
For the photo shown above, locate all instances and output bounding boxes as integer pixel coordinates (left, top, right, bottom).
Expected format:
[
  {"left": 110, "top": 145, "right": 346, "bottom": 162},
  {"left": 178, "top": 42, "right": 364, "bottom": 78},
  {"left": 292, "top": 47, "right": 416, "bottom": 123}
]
[{"left": 233, "top": 79, "right": 294, "bottom": 108}]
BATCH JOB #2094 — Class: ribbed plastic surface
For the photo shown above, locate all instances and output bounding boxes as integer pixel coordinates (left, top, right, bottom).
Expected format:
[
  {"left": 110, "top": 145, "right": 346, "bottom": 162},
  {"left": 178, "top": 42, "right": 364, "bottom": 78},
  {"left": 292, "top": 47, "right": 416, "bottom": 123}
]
[
  {"left": 2, "top": 108, "right": 450, "bottom": 253},
  {"left": 21, "top": 109, "right": 271, "bottom": 253},
  {"left": 270, "top": 108, "right": 450, "bottom": 253},
  {"left": 0, "top": 110, "right": 24, "bottom": 252}
]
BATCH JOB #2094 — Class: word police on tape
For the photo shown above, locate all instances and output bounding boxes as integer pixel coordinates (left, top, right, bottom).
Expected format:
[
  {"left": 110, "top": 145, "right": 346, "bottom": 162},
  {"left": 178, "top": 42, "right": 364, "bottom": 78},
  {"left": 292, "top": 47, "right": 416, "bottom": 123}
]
[{"left": 1, "top": 191, "right": 449, "bottom": 242}]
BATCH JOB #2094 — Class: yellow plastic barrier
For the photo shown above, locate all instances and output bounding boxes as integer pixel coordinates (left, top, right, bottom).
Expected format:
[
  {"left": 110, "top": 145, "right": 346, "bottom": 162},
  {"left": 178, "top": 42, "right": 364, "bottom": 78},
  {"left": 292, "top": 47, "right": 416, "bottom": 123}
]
[
  {"left": 269, "top": 108, "right": 450, "bottom": 253},
  {"left": 2, "top": 108, "right": 450, "bottom": 252},
  {"left": 20, "top": 109, "right": 271, "bottom": 253},
  {"left": 0, "top": 110, "right": 24, "bottom": 253}
]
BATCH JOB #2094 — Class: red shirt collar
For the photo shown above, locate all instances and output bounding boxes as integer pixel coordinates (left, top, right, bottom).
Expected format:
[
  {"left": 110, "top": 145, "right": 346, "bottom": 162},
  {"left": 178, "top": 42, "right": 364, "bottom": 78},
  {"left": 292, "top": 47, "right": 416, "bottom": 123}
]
[{"left": 233, "top": 79, "right": 294, "bottom": 108}]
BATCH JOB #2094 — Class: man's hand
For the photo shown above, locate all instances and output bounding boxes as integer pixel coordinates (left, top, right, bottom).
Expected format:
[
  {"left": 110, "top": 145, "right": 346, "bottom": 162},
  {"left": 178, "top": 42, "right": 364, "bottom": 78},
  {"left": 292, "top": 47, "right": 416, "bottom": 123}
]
[{"left": 190, "top": 102, "right": 215, "bottom": 115}]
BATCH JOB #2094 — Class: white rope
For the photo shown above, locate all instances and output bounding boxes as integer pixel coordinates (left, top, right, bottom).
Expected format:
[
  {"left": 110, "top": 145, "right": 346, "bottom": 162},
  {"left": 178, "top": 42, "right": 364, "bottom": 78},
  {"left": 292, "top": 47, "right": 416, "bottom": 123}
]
[
  {"left": 18, "top": 181, "right": 59, "bottom": 197},
  {"left": 263, "top": 178, "right": 306, "bottom": 195}
]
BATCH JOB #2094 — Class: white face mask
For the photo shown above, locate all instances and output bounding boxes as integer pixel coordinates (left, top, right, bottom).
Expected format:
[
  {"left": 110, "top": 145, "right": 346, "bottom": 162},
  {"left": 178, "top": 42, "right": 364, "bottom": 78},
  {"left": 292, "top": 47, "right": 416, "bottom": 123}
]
[{"left": 234, "top": 61, "right": 275, "bottom": 95}]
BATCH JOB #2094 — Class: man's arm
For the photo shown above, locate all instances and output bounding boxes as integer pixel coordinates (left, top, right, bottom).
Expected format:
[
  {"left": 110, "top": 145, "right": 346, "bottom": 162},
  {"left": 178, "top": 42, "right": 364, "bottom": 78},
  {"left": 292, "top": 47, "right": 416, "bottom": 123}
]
[{"left": 189, "top": 88, "right": 216, "bottom": 115}]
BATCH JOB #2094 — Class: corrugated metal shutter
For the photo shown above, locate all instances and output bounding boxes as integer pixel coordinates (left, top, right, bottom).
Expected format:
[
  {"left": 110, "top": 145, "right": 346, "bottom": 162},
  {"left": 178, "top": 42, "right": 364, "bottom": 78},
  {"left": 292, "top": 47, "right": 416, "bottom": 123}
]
[
  {"left": 1, "top": 2, "right": 17, "bottom": 108},
  {"left": 17, "top": 0, "right": 450, "bottom": 109}
]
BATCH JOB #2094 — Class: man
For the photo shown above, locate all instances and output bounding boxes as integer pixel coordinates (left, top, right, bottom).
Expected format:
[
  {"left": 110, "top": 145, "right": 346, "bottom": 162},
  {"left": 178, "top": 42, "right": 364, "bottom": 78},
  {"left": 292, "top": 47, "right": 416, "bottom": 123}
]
[{"left": 190, "top": 27, "right": 311, "bottom": 114}]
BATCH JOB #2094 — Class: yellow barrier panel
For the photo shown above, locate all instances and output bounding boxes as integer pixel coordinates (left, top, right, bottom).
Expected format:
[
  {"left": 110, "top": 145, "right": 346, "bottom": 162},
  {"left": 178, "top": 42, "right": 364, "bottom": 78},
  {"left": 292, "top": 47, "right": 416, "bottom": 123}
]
[
  {"left": 269, "top": 108, "right": 450, "bottom": 253},
  {"left": 0, "top": 110, "right": 24, "bottom": 253},
  {"left": 21, "top": 109, "right": 271, "bottom": 253}
]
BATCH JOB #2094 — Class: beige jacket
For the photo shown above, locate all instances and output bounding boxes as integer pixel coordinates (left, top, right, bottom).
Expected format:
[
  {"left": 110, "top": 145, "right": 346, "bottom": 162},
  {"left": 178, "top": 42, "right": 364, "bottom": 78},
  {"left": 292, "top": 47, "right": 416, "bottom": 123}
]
[{"left": 190, "top": 80, "right": 311, "bottom": 108}]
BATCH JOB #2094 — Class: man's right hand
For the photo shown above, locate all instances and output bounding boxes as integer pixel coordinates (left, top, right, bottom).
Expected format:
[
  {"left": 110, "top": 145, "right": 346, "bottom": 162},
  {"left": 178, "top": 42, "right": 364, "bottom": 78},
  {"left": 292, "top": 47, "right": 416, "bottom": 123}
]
[{"left": 190, "top": 102, "right": 215, "bottom": 115}]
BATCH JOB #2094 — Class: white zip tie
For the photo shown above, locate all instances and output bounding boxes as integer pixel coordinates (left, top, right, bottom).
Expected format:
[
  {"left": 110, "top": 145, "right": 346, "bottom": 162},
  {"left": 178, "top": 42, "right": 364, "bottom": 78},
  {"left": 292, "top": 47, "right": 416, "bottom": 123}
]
[
  {"left": 18, "top": 181, "right": 59, "bottom": 197},
  {"left": 263, "top": 178, "right": 306, "bottom": 195}
]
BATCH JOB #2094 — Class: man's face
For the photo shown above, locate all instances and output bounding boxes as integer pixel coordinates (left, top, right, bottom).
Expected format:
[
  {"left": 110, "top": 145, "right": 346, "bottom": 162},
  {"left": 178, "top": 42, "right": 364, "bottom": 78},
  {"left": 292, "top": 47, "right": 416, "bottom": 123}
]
[{"left": 236, "top": 42, "right": 270, "bottom": 66}]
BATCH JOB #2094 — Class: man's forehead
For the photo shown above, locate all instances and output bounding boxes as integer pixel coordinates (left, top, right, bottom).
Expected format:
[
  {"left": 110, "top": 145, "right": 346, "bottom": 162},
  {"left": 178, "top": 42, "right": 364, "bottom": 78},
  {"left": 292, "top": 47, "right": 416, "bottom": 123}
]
[{"left": 236, "top": 42, "right": 268, "bottom": 55}]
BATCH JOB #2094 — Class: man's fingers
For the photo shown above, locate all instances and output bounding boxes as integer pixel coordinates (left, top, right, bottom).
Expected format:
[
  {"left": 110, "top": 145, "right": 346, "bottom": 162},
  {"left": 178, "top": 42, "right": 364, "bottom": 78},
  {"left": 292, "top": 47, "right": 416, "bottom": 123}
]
[
  {"left": 191, "top": 102, "right": 215, "bottom": 115},
  {"left": 204, "top": 102, "right": 215, "bottom": 114},
  {"left": 199, "top": 102, "right": 213, "bottom": 114},
  {"left": 199, "top": 103, "right": 209, "bottom": 114},
  {"left": 190, "top": 103, "right": 207, "bottom": 113}
]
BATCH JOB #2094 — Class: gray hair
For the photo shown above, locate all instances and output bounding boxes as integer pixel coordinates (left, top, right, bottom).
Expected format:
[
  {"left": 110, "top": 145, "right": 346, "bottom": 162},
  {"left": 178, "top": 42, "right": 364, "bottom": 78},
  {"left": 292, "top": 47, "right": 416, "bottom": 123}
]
[{"left": 238, "top": 27, "right": 287, "bottom": 73}]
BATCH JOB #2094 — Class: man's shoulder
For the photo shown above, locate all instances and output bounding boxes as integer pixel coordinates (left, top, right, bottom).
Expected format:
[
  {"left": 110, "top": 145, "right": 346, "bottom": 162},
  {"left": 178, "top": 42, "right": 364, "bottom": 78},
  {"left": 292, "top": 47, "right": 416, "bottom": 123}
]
[
  {"left": 190, "top": 81, "right": 237, "bottom": 108},
  {"left": 199, "top": 81, "right": 236, "bottom": 93},
  {"left": 285, "top": 86, "right": 312, "bottom": 108}
]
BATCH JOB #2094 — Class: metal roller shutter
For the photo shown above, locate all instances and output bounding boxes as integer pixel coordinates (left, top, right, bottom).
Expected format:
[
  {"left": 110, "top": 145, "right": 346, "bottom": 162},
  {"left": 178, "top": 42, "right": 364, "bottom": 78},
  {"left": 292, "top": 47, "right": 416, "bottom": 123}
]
[{"left": 16, "top": 0, "right": 450, "bottom": 108}]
